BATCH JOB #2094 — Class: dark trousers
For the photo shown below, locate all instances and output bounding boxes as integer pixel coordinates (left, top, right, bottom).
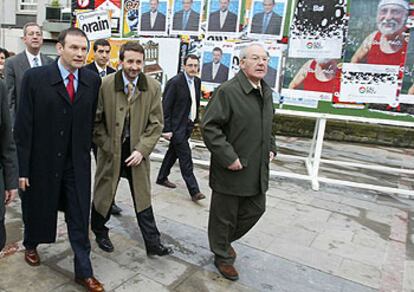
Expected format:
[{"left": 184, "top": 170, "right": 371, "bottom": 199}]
[
  {"left": 91, "top": 138, "right": 161, "bottom": 249},
  {"left": 23, "top": 165, "right": 93, "bottom": 278},
  {"left": 208, "top": 191, "right": 266, "bottom": 264},
  {"left": 0, "top": 219, "right": 5, "bottom": 252},
  {"left": 157, "top": 123, "right": 200, "bottom": 196}
]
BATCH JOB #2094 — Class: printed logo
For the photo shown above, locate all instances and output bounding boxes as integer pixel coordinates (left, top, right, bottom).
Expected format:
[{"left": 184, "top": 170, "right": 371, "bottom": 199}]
[
  {"left": 306, "top": 42, "right": 313, "bottom": 49},
  {"left": 306, "top": 41, "right": 322, "bottom": 49},
  {"left": 359, "top": 86, "right": 376, "bottom": 94}
]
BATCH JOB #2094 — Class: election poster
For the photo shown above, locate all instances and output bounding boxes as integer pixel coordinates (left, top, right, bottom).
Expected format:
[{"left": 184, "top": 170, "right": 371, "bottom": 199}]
[
  {"left": 288, "top": 0, "right": 348, "bottom": 59},
  {"left": 138, "top": 0, "right": 169, "bottom": 36},
  {"left": 95, "top": 0, "right": 122, "bottom": 34},
  {"left": 398, "top": 29, "right": 414, "bottom": 113},
  {"left": 170, "top": 0, "right": 204, "bottom": 36},
  {"left": 77, "top": 10, "right": 111, "bottom": 40},
  {"left": 122, "top": 0, "right": 140, "bottom": 37},
  {"left": 205, "top": 0, "right": 241, "bottom": 35}
]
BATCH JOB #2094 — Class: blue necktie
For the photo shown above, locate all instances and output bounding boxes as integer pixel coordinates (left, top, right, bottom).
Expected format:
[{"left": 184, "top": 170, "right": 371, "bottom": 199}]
[
  {"left": 183, "top": 11, "right": 189, "bottom": 29},
  {"left": 262, "top": 13, "right": 270, "bottom": 34}
]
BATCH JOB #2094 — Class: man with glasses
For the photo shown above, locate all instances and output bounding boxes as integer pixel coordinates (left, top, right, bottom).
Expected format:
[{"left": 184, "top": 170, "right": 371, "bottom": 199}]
[
  {"left": 201, "top": 43, "right": 276, "bottom": 281},
  {"left": 156, "top": 54, "right": 205, "bottom": 202},
  {"left": 5, "top": 22, "right": 53, "bottom": 122}
]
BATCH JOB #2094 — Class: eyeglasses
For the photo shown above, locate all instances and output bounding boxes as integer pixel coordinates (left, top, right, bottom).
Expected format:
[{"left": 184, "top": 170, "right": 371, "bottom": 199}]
[{"left": 244, "top": 55, "right": 270, "bottom": 63}]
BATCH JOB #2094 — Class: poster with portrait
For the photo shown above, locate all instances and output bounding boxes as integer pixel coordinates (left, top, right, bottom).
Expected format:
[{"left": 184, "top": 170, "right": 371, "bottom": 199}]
[
  {"left": 122, "top": 0, "right": 140, "bottom": 37},
  {"left": 138, "top": 0, "right": 169, "bottom": 36},
  {"left": 398, "top": 29, "right": 414, "bottom": 113},
  {"left": 248, "top": 0, "right": 288, "bottom": 40},
  {"left": 170, "top": 0, "right": 204, "bottom": 36},
  {"left": 206, "top": 0, "right": 241, "bottom": 35},
  {"left": 95, "top": 0, "right": 122, "bottom": 35},
  {"left": 200, "top": 41, "right": 234, "bottom": 91},
  {"left": 288, "top": 0, "right": 348, "bottom": 59}
]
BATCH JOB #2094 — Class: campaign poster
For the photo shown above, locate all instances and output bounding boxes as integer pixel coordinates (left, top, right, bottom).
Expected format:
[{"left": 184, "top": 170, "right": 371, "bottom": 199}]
[
  {"left": 122, "top": 0, "right": 140, "bottom": 37},
  {"left": 95, "top": 0, "right": 122, "bottom": 34},
  {"left": 77, "top": 10, "right": 112, "bottom": 40},
  {"left": 206, "top": 0, "right": 241, "bottom": 35},
  {"left": 170, "top": 0, "right": 204, "bottom": 36},
  {"left": 398, "top": 29, "right": 414, "bottom": 113},
  {"left": 138, "top": 0, "right": 169, "bottom": 36},
  {"left": 200, "top": 41, "right": 234, "bottom": 91},
  {"left": 288, "top": 0, "right": 348, "bottom": 59},
  {"left": 248, "top": 0, "right": 288, "bottom": 40}
]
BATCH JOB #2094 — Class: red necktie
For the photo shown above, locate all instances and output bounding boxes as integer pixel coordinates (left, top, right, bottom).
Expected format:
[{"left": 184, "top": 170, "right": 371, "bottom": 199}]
[{"left": 66, "top": 73, "right": 75, "bottom": 103}]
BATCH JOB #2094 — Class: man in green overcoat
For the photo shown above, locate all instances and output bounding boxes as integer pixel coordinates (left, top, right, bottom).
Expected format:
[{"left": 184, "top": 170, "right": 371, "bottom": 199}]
[
  {"left": 201, "top": 43, "right": 277, "bottom": 281},
  {"left": 91, "top": 41, "right": 172, "bottom": 256}
]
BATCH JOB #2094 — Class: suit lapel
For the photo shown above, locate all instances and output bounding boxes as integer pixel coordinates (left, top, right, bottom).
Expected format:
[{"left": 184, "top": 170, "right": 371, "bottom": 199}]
[
  {"left": 18, "top": 52, "right": 31, "bottom": 72},
  {"left": 73, "top": 69, "right": 88, "bottom": 105}
]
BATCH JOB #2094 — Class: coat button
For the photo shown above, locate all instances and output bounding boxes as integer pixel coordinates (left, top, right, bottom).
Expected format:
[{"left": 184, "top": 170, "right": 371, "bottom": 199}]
[
  {"left": 57, "top": 152, "right": 62, "bottom": 157},
  {"left": 116, "top": 122, "right": 119, "bottom": 127},
  {"left": 59, "top": 130, "right": 64, "bottom": 136},
  {"left": 63, "top": 109, "right": 67, "bottom": 114},
  {"left": 55, "top": 173, "right": 59, "bottom": 178},
  {"left": 120, "top": 107, "right": 124, "bottom": 111}
]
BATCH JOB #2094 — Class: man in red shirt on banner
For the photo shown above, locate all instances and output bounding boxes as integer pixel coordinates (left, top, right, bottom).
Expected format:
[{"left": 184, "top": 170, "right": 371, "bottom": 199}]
[{"left": 351, "top": 0, "right": 409, "bottom": 66}]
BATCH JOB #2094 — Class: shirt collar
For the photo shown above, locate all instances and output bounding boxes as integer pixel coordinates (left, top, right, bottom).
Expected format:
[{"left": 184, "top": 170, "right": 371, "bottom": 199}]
[
  {"left": 57, "top": 58, "right": 79, "bottom": 81},
  {"left": 25, "top": 49, "right": 41, "bottom": 64},
  {"left": 94, "top": 62, "right": 106, "bottom": 73},
  {"left": 122, "top": 71, "right": 138, "bottom": 88},
  {"left": 184, "top": 71, "right": 194, "bottom": 83}
]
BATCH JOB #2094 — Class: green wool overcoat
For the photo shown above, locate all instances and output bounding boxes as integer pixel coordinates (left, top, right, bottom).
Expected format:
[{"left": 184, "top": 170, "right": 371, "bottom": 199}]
[
  {"left": 93, "top": 71, "right": 163, "bottom": 216},
  {"left": 201, "top": 71, "right": 277, "bottom": 196}
]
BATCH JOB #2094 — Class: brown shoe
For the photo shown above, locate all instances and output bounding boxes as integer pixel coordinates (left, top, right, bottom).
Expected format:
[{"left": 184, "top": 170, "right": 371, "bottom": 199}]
[
  {"left": 156, "top": 180, "right": 177, "bottom": 189},
  {"left": 228, "top": 246, "right": 237, "bottom": 259},
  {"left": 214, "top": 261, "right": 239, "bottom": 281},
  {"left": 24, "top": 249, "right": 40, "bottom": 266},
  {"left": 75, "top": 277, "right": 105, "bottom": 292},
  {"left": 191, "top": 192, "right": 206, "bottom": 202}
]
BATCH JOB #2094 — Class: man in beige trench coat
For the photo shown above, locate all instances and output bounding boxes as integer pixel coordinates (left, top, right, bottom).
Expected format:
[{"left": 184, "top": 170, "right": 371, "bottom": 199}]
[{"left": 91, "top": 41, "right": 172, "bottom": 256}]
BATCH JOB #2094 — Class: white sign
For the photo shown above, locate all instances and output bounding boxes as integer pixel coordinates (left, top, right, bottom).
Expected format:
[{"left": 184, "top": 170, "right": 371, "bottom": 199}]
[{"left": 77, "top": 10, "right": 111, "bottom": 41}]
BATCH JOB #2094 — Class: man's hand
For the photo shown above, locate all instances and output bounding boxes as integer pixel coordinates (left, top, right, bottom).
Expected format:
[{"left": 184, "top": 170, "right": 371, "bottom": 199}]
[
  {"left": 227, "top": 158, "right": 243, "bottom": 171},
  {"left": 125, "top": 150, "right": 144, "bottom": 167},
  {"left": 162, "top": 132, "right": 173, "bottom": 140},
  {"left": 269, "top": 151, "right": 275, "bottom": 161},
  {"left": 19, "top": 178, "right": 30, "bottom": 191},
  {"left": 5, "top": 189, "right": 17, "bottom": 205}
]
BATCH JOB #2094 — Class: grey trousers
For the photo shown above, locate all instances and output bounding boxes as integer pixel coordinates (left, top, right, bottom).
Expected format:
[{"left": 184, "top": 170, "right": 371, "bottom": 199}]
[{"left": 208, "top": 191, "right": 266, "bottom": 264}]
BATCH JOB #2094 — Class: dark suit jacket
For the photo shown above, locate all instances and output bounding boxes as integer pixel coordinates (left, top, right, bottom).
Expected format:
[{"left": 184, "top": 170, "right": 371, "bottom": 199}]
[
  {"left": 264, "top": 66, "right": 277, "bottom": 88},
  {"left": 14, "top": 62, "right": 100, "bottom": 243},
  {"left": 201, "top": 62, "right": 229, "bottom": 83},
  {"left": 84, "top": 62, "right": 116, "bottom": 76},
  {"left": 251, "top": 11, "right": 282, "bottom": 35},
  {"left": 0, "top": 80, "right": 18, "bottom": 251},
  {"left": 162, "top": 72, "right": 201, "bottom": 143},
  {"left": 4, "top": 51, "right": 53, "bottom": 121},
  {"left": 172, "top": 9, "right": 200, "bottom": 31},
  {"left": 208, "top": 10, "right": 238, "bottom": 32},
  {"left": 140, "top": 10, "right": 166, "bottom": 31}
]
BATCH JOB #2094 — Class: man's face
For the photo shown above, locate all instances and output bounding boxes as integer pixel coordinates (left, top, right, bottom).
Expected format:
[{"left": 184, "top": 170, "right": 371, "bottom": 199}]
[
  {"left": 263, "top": 0, "right": 274, "bottom": 14},
  {"left": 121, "top": 50, "right": 144, "bottom": 81},
  {"left": 240, "top": 45, "right": 268, "bottom": 83},
  {"left": 150, "top": 0, "right": 159, "bottom": 12},
  {"left": 23, "top": 25, "right": 43, "bottom": 52},
  {"left": 56, "top": 34, "right": 88, "bottom": 72},
  {"left": 219, "top": 0, "right": 229, "bottom": 12},
  {"left": 184, "top": 58, "right": 199, "bottom": 78},
  {"left": 212, "top": 50, "right": 222, "bottom": 64},
  {"left": 94, "top": 45, "right": 111, "bottom": 68},
  {"left": 183, "top": 0, "right": 192, "bottom": 11},
  {"left": 377, "top": 4, "right": 408, "bottom": 35}
]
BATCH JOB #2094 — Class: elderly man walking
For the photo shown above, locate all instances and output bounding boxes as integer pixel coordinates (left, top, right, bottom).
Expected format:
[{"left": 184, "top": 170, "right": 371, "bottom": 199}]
[{"left": 201, "top": 43, "right": 277, "bottom": 281}]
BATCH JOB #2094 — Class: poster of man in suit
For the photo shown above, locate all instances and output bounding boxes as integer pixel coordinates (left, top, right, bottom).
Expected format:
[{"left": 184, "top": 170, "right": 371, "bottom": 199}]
[
  {"left": 206, "top": 0, "right": 240, "bottom": 34},
  {"left": 201, "top": 45, "right": 231, "bottom": 85},
  {"left": 139, "top": 0, "right": 168, "bottom": 35},
  {"left": 249, "top": 0, "right": 287, "bottom": 39},
  {"left": 171, "top": 0, "right": 203, "bottom": 35}
]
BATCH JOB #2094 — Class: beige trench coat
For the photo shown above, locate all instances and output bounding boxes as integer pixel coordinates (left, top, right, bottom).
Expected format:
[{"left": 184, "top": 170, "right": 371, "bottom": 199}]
[{"left": 93, "top": 70, "right": 163, "bottom": 216}]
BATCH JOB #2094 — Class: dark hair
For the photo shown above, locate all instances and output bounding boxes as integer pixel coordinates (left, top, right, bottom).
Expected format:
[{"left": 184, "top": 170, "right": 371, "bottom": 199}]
[
  {"left": 0, "top": 47, "right": 9, "bottom": 59},
  {"left": 119, "top": 41, "right": 145, "bottom": 61},
  {"left": 57, "top": 27, "right": 89, "bottom": 47},
  {"left": 213, "top": 47, "right": 223, "bottom": 55},
  {"left": 23, "top": 22, "right": 41, "bottom": 36},
  {"left": 183, "top": 54, "right": 199, "bottom": 65},
  {"left": 93, "top": 39, "right": 111, "bottom": 52}
]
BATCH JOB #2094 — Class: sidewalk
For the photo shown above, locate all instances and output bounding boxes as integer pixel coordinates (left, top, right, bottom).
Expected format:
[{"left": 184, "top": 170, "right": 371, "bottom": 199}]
[{"left": 1, "top": 137, "right": 413, "bottom": 291}]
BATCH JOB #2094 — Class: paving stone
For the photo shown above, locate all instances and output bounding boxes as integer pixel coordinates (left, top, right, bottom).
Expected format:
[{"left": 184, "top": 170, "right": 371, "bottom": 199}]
[
  {"left": 310, "top": 198, "right": 361, "bottom": 217},
  {"left": 338, "top": 259, "right": 381, "bottom": 289},
  {"left": 352, "top": 230, "right": 387, "bottom": 251},
  {"left": 0, "top": 254, "right": 68, "bottom": 292},
  {"left": 114, "top": 274, "right": 169, "bottom": 292},
  {"left": 53, "top": 282, "right": 84, "bottom": 292},
  {"left": 403, "top": 260, "right": 414, "bottom": 292}
]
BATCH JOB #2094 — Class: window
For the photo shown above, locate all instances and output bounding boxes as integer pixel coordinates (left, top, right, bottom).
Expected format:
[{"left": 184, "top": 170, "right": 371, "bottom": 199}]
[{"left": 18, "top": 0, "right": 37, "bottom": 14}]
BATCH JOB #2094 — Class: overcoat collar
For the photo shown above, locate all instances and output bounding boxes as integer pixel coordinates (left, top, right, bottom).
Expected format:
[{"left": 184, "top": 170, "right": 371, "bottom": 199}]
[
  {"left": 237, "top": 70, "right": 272, "bottom": 98},
  {"left": 114, "top": 70, "right": 148, "bottom": 93}
]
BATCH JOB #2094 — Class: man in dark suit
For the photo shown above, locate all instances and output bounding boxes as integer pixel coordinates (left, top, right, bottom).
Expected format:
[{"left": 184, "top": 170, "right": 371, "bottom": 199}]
[
  {"left": 14, "top": 28, "right": 104, "bottom": 291},
  {"left": 201, "top": 47, "right": 229, "bottom": 83},
  {"left": 251, "top": 0, "right": 282, "bottom": 35},
  {"left": 172, "top": 0, "right": 200, "bottom": 31},
  {"left": 140, "top": 0, "right": 167, "bottom": 32},
  {"left": 264, "top": 65, "right": 277, "bottom": 88},
  {"left": 208, "top": 0, "right": 238, "bottom": 32},
  {"left": 84, "top": 39, "right": 122, "bottom": 217},
  {"left": 0, "top": 80, "right": 18, "bottom": 252},
  {"left": 156, "top": 55, "right": 205, "bottom": 202},
  {"left": 4, "top": 22, "right": 53, "bottom": 122}
]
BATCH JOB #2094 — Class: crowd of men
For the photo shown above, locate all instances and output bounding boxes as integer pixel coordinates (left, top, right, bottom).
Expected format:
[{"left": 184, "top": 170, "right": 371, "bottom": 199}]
[{"left": 0, "top": 22, "right": 276, "bottom": 291}]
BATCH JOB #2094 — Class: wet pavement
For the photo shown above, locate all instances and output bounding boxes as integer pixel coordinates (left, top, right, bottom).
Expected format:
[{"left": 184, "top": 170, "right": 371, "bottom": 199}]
[{"left": 1, "top": 136, "right": 413, "bottom": 291}]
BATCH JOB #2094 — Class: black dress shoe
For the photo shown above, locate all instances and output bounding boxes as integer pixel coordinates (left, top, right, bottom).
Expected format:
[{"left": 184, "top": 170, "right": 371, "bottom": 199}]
[
  {"left": 110, "top": 203, "right": 122, "bottom": 215},
  {"left": 96, "top": 237, "right": 114, "bottom": 253},
  {"left": 147, "top": 243, "right": 173, "bottom": 256},
  {"left": 156, "top": 180, "right": 177, "bottom": 189}
]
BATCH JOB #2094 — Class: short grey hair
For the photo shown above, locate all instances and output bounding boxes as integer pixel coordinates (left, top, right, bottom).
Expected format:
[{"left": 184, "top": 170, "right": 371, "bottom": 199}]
[
  {"left": 23, "top": 22, "right": 42, "bottom": 36},
  {"left": 239, "top": 43, "right": 268, "bottom": 60}
]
